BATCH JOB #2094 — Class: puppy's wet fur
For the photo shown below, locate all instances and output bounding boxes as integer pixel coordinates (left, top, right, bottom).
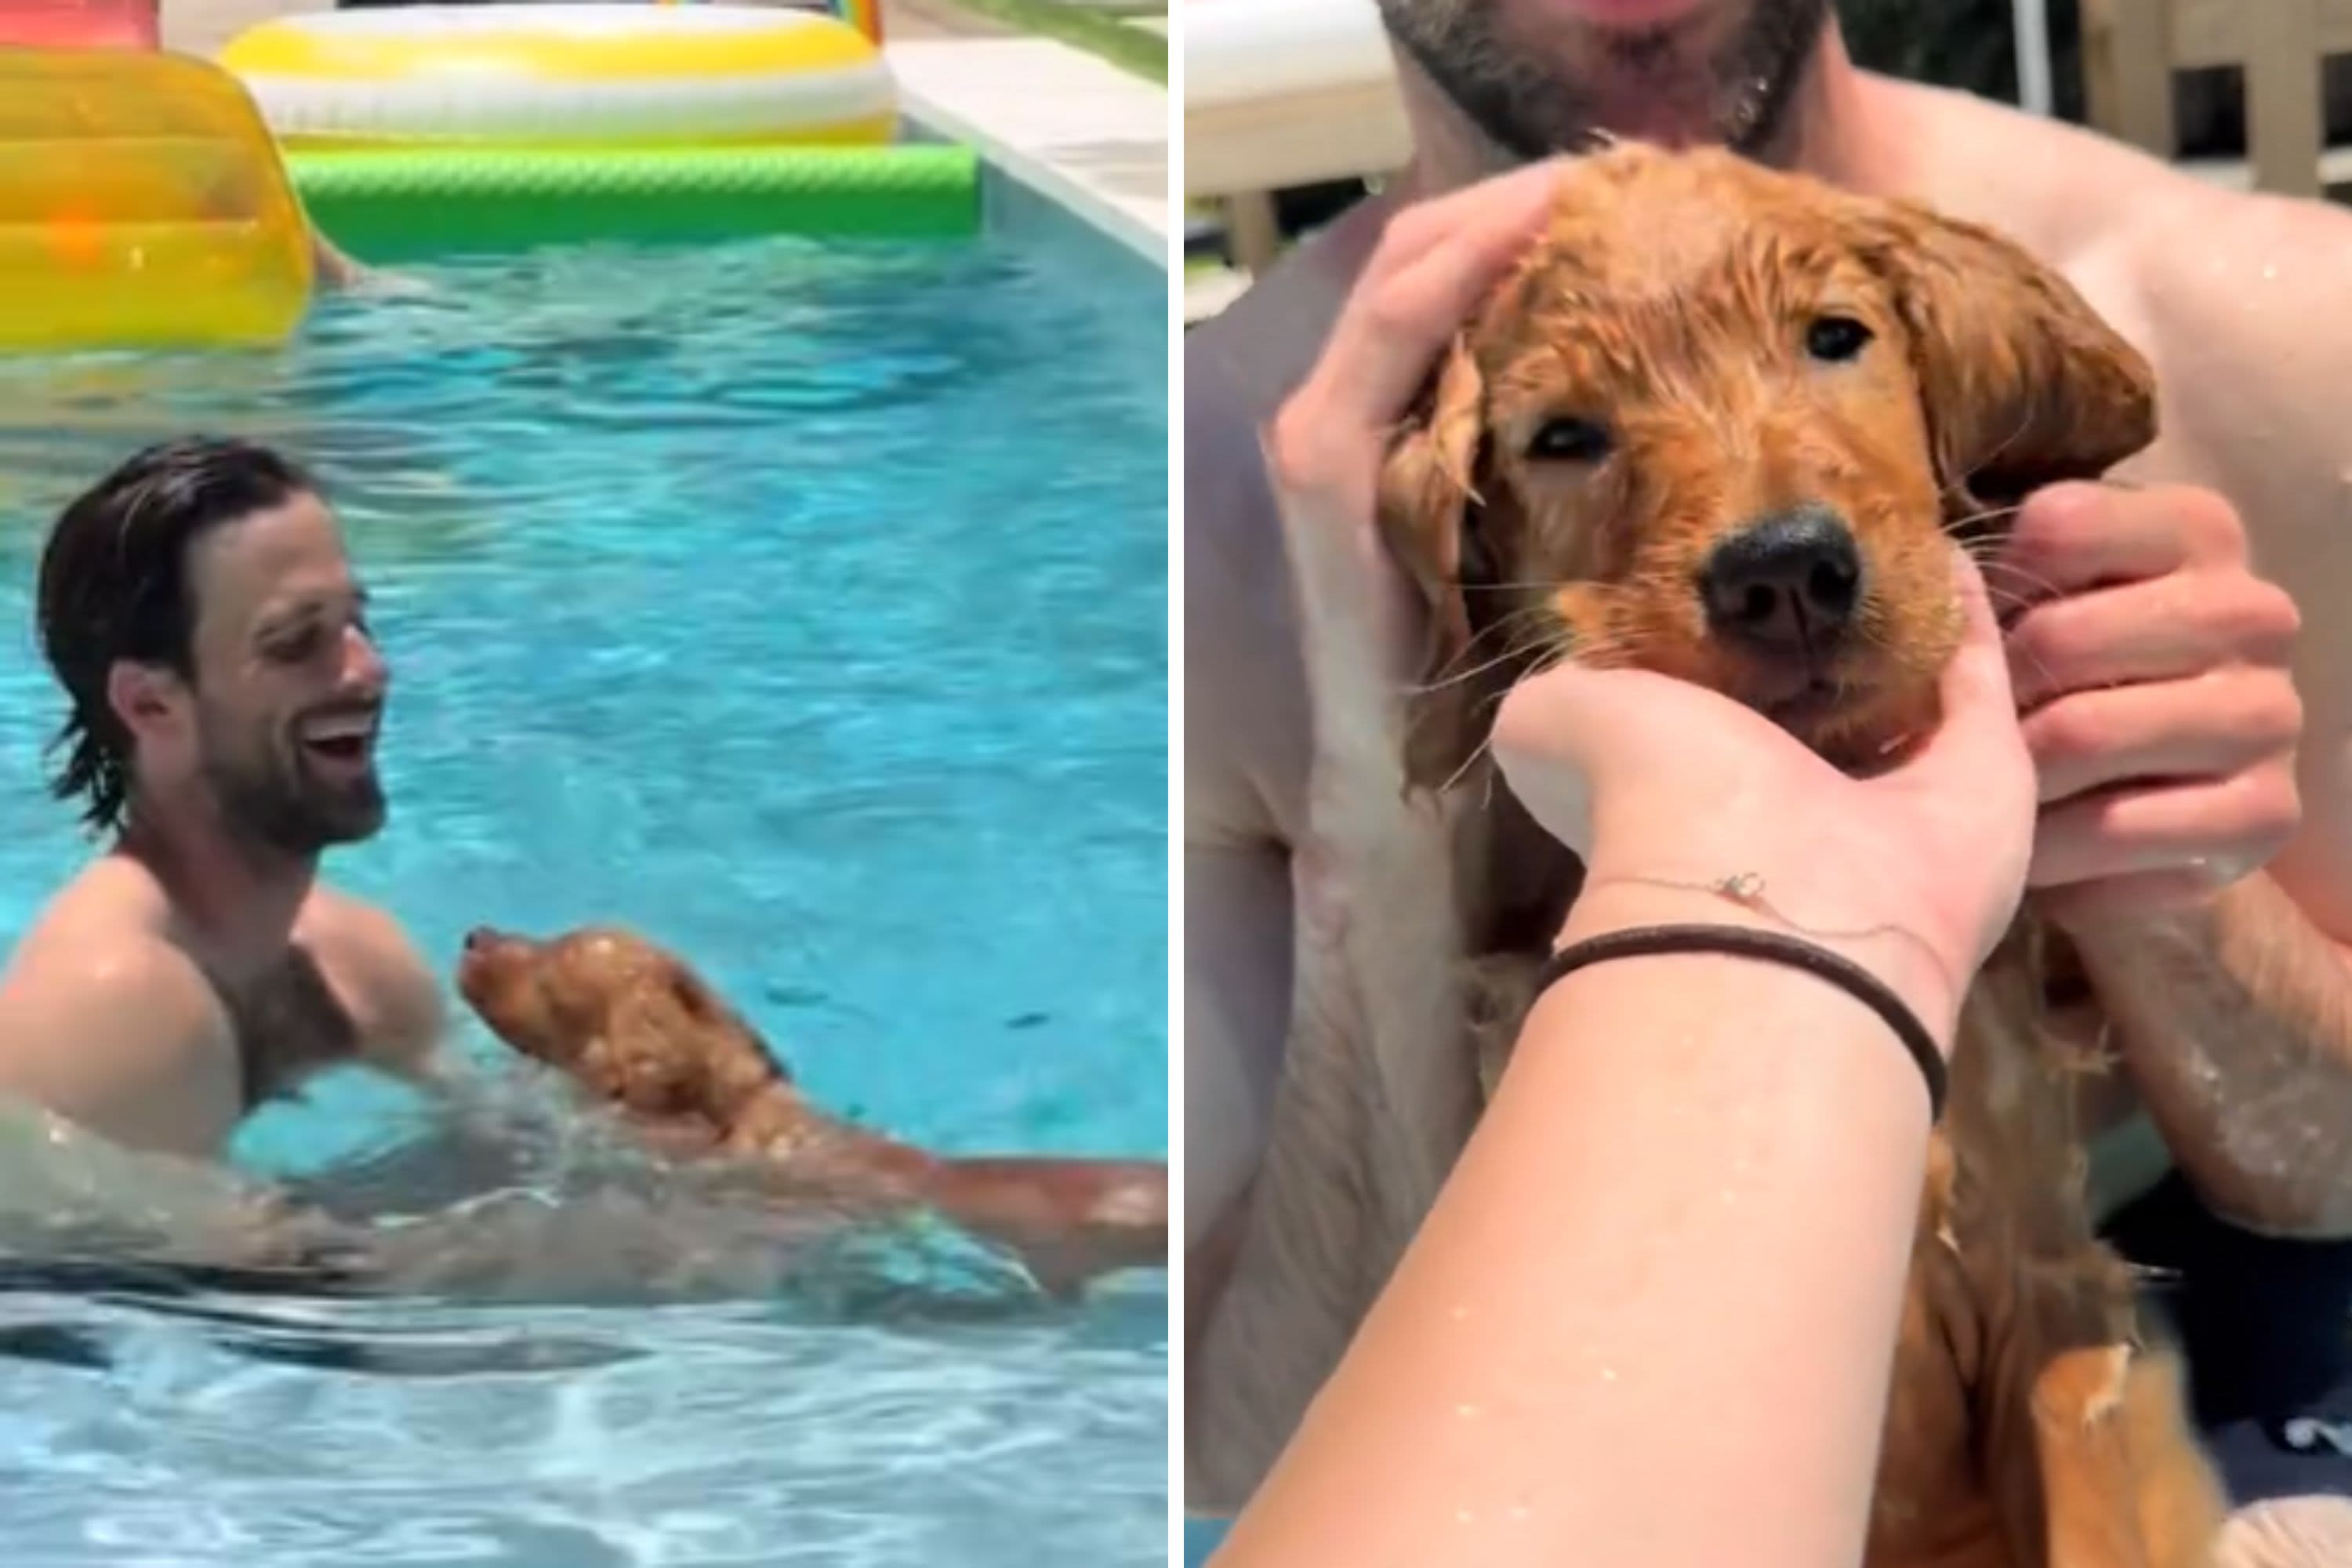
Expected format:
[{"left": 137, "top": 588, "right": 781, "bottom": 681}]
[
  {"left": 1240, "top": 143, "right": 2227, "bottom": 1564},
  {"left": 456, "top": 925, "right": 1168, "bottom": 1297}
]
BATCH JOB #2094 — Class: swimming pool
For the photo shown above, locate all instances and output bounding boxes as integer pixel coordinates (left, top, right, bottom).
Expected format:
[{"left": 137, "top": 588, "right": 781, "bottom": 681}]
[{"left": 0, "top": 172, "right": 1168, "bottom": 1565}]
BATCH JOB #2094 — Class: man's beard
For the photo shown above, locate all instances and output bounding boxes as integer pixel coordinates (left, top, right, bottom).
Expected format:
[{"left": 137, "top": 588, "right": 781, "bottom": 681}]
[
  {"left": 1374, "top": 0, "right": 1832, "bottom": 162},
  {"left": 198, "top": 718, "right": 387, "bottom": 860}
]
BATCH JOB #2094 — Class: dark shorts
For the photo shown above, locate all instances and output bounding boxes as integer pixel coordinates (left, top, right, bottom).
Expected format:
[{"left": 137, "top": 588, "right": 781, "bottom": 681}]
[
  {"left": 2102, "top": 1171, "right": 2352, "bottom": 1505},
  {"left": 2202, "top": 1410, "right": 2352, "bottom": 1507}
]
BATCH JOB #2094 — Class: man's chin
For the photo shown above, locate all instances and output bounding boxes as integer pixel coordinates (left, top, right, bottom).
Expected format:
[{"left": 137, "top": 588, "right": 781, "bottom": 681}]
[
  {"left": 322, "top": 800, "right": 389, "bottom": 848},
  {"left": 299, "top": 767, "right": 388, "bottom": 840},
  {"left": 252, "top": 800, "right": 387, "bottom": 858}
]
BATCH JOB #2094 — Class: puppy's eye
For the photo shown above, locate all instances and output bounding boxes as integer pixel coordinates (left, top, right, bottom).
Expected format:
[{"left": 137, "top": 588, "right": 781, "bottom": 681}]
[
  {"left": 1526, "top": 416, "right": 1612, "bottom": 463},
  {"left": 1806, "top": 315, "right": 1874, "bottom": 362}
]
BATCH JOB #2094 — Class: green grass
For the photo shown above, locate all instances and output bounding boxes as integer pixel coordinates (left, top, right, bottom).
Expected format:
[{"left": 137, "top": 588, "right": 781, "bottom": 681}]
[{"left": 941, "top": 0, "right": 1167, "bottom": 84}]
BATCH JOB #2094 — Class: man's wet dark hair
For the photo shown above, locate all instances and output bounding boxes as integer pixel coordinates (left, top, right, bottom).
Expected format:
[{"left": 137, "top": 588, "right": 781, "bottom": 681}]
[{"left": 36, "top": 436, "right": 322, "bottom": 836}]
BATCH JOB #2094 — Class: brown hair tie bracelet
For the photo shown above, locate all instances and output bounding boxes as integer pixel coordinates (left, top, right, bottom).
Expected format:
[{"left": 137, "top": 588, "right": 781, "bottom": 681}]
[{"left": 1535, "top": 923, "right": 1949, "bottom": 1123}]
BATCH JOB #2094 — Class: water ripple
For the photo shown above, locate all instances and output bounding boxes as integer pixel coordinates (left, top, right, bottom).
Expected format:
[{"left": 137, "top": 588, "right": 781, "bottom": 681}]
[{"left": 0, "top": 1284, "right": 1167, "bottom": 1568}]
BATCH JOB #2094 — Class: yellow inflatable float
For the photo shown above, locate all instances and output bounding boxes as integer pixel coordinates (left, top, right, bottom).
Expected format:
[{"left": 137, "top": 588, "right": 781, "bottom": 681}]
[
  {"left": 0, "top": 48, "right": 313, "bottom": 353},
  {"left": 220, "top": 5, "right": 898, "bottom": 150}
]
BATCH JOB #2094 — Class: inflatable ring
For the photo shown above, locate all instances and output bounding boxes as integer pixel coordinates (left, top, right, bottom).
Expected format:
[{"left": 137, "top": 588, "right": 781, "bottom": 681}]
[
  {"left": 218, "top": 5, "right": 898, "bottom": 151},
  {"left": 0, "top": 47, "right": 312, "bottom": 352}
]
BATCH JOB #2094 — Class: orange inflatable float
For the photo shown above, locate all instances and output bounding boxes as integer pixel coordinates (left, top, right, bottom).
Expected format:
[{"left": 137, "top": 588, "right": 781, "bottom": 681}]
[{"left": 0, "top": 46, "right": 314, "bottom": 351}]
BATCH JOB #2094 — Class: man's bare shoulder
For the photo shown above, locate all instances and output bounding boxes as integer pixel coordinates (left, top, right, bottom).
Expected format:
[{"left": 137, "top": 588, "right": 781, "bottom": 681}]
[
  {"left": 1882, "top": 77, "right": 2352, "bottom": 463},
  {"left": 1876, "top": 76, "right": 2217, "bottom": 257},
  {"left": 1185, "top": 206, "right": 1387, "bottom": 849},
  {"left": 2, "top": 856, "right": 191, "bottom": 997},
  {"left": 296, "top": 887, "right": 445, "bottom": 1072},
  {"left": 0, "top": 861, "right": 226, "bottom": 1112},
  {"left": 1188, "top": 200, "right": 1384, "bottom": 433},
  {"left": 1185, "top": 205, "right": 1374, "bottom": 583}
]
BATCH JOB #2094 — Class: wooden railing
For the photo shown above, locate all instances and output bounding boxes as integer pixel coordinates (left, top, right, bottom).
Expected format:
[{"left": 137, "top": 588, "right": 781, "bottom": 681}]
[{"left": 2082, "top": 0, "right": 2345, "bottom": 196}]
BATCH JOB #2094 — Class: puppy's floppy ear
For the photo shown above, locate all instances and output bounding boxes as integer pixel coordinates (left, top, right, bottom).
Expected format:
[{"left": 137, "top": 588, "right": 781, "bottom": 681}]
[
  {"left": 590, "top": 993, "right": 717, "bottom": 1118},
  {"left": 665, "top": 967, "right": 791, "bottom": 1094},
  {"left": 1376, "top": 336, "right": 1505, "bottom": 792},
  {"left": 1857, "top": 201, "right": 2158, "bottom": 506}
]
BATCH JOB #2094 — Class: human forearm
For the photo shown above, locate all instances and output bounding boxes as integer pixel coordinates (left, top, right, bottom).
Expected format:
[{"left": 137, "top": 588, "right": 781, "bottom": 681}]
[
  {"left": 310, "top": 227, "right": 365, "bottom": 291},
  {"left": 1218, "top": 935, "right": 1936, "bottom": 1568},
  {"left": 2067, "top": 872, "right": 2352, "bottom": 1235},
  {"left": 1184, "top": 843, "right": 1295, "bottom": 1256}
]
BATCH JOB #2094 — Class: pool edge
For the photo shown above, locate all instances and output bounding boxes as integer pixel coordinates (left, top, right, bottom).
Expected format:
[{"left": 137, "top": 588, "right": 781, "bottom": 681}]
[{"left": 887, "top": 36, "right": 1167, "bottom": 270}]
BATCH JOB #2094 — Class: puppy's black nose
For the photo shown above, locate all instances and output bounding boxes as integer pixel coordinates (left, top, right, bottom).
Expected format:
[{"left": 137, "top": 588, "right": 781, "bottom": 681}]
[{"left": 1700, "top": 505, "right": 1863, "bottom": 654}]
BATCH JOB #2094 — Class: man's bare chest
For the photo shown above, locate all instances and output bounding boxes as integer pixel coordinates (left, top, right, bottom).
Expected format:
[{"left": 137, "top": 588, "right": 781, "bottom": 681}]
[{"left": 210, "top": 948, "right": 363, "bottom": 1111}]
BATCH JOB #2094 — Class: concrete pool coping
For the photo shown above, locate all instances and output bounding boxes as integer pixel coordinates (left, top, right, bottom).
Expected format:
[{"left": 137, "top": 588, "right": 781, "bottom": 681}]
[{"left": 886, "top": 36, "right": 1168, "bottom": 267}]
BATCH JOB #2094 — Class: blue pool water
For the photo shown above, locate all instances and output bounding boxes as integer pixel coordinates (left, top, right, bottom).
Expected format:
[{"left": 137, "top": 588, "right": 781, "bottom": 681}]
[{"left": 0, "top": 176, "right": 1167, "bottom": 1565}]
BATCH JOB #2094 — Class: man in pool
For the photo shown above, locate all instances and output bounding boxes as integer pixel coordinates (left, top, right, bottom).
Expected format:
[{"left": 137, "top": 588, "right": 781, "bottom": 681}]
[
  {"left": 1187, "top": 0, "right": 2352, "bottom": 1552},
  {"left": 0, "top": 436, "right": 445, "bottom": 1160}
]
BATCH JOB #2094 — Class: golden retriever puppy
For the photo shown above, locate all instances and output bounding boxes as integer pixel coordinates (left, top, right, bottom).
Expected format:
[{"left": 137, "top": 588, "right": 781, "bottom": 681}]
[
  {"left": 1204, "top": 143, "right": 2232, "bottom": 1566},
  {"left": 456, "top": 924, "right": 1168, "bottom": 1298}
]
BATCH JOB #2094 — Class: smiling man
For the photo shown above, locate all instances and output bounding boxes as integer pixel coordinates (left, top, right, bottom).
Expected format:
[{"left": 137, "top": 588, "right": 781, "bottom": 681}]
[{"left": 0, "top": 437, "right": 446, "bottom": 1159}]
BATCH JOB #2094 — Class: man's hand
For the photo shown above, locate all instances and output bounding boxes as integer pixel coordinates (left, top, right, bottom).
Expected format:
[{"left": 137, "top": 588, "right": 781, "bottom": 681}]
[
  {"left": 1259, "top": 161, "right": 1568, "bottom": 700},
  {"left": 1997, "top": 480, "right": 2303, "bottom": 925}
]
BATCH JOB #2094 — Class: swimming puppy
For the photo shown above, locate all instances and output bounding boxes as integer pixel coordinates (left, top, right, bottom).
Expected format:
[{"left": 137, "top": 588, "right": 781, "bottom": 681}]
[
  {"left": 456, "top": 924, "right": 1169, "bottom": 1296},
  {"left": 1206, "top": 143, "right": 2230, "bottom": 1563}
]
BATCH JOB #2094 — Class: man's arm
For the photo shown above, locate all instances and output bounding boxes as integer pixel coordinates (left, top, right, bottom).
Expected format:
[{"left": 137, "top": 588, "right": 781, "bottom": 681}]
[
  {"left": 1181, "top": 323, "right": 1316, "bottom": 1320},
  {"left": 0, "top": 938, "right": 234, "bottom": 1153},
  {"left": 2068, "top": 187, "right": 2352, "bottom": 1236},
  {"left": 1186, "top": 840, "right": 1295, "bottom": 1286},
  {"left": 310, "top": 227, "right": 367, "bottom": 292}
]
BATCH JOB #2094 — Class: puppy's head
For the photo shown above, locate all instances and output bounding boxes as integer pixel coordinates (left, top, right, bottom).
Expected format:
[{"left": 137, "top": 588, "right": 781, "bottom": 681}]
[
  {"left": 457, "top": 924, "right": 786, "bottom": 1129},
  {"left": 1381, "top": 143, "right": 2156, "bottom": 782}
]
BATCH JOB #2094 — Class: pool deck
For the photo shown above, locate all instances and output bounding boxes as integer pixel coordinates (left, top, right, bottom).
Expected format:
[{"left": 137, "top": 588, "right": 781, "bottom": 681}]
[
  {"left": 163, "top": 0, "right": 324, "bottom": 54},
  {"left": 165, "top": 0, "right": 1170, "bottom": 271},
  {"left": 883, "top": 10, "right": 1168, "bottom": 266}
]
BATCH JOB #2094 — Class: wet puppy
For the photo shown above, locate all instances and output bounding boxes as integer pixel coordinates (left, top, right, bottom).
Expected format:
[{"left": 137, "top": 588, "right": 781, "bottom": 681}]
[
  {"left": 456, "top": 924, "right": 1168, "bottom": 1297},
  {"left": 1210, "top": 143, "right": 2231, "bottom": 1564}
]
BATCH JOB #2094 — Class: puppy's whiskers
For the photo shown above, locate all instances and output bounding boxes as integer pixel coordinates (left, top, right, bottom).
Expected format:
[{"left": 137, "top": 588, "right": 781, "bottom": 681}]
[
  {"left": 1408, "top": 637, "right": 1544, "bottom": 698},
  {"left": 1552, "top": 626, "right": 1642, "bottom": 670},
  {"left": 1458, "top": 578, "right": 1590, "bottom": 595},
  {"left": 1944, "top": 405, "right": 2039, "bottom": 502},
  {"left": 1406, "top": 604, "right": 1560, "bottom": 697},
  {"left": 1967, "top": 553, "right": 2065, "bottom": 607},
  {"left": 1944, "top": 501, "right": 2023, "bottom": 545},
  {"left": 1435, "top": 644, "right": 1578, "bottom": 797}
]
